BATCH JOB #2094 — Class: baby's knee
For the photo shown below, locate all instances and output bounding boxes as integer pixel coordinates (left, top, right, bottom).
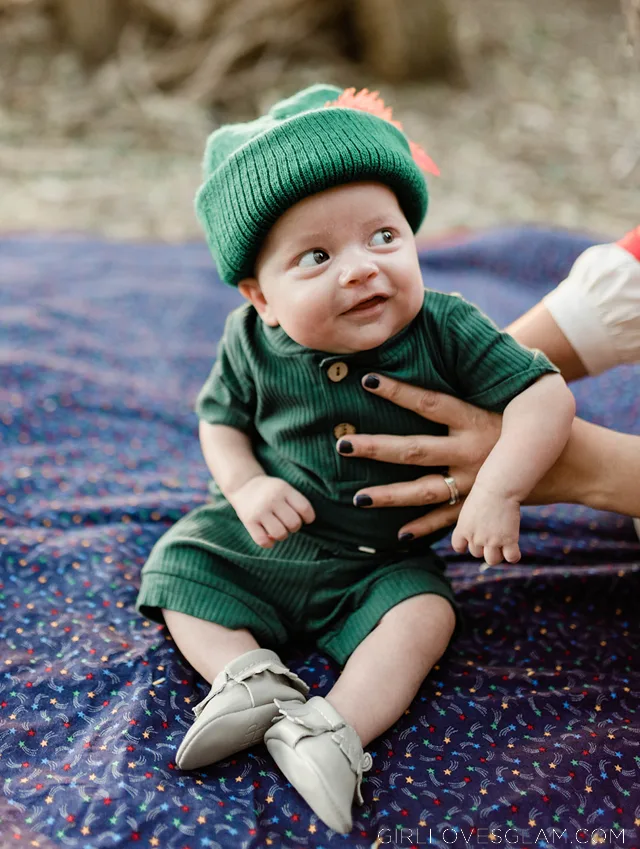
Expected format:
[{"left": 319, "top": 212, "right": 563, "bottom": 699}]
[{"left": 381, "top": 593, "right": 456, "bottom": 638}]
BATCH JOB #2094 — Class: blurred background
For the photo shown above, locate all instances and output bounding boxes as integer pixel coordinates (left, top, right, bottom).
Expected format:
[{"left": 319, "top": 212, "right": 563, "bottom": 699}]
[{"left": 1, "top": 0, "right": 638, "bottom": 244}]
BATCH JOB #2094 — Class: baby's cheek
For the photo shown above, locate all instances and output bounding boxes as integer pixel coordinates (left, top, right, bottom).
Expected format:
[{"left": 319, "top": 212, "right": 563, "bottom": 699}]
[
  {"left": 286, "top": 296, "right": 335, "bottom": 346},
  {"left": 280, "top": 308, "right": 330, "bottom": 349}
]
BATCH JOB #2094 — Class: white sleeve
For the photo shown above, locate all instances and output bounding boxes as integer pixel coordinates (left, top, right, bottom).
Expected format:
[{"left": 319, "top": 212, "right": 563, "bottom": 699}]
[{"left": 543, "top": 242, "right": 640, "bottom": 376}]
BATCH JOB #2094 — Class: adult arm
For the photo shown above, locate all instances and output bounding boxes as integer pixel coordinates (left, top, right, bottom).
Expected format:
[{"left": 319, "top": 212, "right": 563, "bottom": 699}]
[
  {"left": 510, "top": 226, "right": 640, "bottom": 381},
  {"left": 506, "top": 303, "right": 587, "bottom": 382},
  {"left": 530, "top": 416, "right": 640, "bottom": 515}
]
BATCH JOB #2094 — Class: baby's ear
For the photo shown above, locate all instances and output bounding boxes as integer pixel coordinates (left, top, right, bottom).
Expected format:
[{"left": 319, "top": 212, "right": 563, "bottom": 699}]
[{"left": 238, "top": 278, "right": 279, "bottom": 327}]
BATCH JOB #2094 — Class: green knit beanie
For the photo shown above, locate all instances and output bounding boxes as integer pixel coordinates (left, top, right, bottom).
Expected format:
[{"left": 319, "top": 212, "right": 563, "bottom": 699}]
[{"left": 195, "top": 84, "right": 431, "bottom": 287}]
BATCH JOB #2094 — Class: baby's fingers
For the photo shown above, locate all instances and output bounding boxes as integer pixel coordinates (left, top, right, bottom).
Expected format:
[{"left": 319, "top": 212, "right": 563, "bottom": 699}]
[
  {"left": 502, "top": 543, "right": 521, "bottom": 564},
  {"left": 274, "top": 502, "right": 304, "bottom": 533},
  {"left": 483, "top": 545, "right": 503, "bottom": 567},
  {"left": 247, "top": 522, "right": 275, "bottom": 549},
  {"left": 451, "top": 527, "right": 468, "bottom": 554},
  {"left": 285, "top": 489, "right": 316, "bottom": 524},
  {"left": 261, "top": 514, "right": 289, "bottom": 543},
  {"left": 468, "top": 541, "right": 484, "bottom": 559}
]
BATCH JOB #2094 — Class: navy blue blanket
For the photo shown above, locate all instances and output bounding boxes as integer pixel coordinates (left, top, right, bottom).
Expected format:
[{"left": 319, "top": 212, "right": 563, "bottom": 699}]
[{"left": 1, "top": 227, "right": 639, "bottom": 849}]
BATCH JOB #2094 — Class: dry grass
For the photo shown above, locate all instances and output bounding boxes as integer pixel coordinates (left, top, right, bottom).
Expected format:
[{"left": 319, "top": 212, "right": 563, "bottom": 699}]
[{"left": 0, "top": 0, "right": 638, "bottom": 243}]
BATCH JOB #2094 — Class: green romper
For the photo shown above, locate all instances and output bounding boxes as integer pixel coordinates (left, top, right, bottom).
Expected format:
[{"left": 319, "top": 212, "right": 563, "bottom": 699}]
[{"left": 136, "top": 290, "right": 558, "bottom": 664}]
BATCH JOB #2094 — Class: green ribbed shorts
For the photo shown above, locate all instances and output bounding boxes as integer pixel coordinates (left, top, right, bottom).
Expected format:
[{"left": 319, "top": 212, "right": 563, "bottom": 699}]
[{"left": 136, "top": 497, "right": 455, "bottom": 665}]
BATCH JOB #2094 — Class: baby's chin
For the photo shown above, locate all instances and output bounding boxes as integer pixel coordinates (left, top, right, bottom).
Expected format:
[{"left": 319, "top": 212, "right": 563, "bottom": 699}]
[
  {"left": 289, "top": 321, "right": 404, "bottom": 355},
  {"left": 296, "top": 314, "right": 417, "bottom": 355}
]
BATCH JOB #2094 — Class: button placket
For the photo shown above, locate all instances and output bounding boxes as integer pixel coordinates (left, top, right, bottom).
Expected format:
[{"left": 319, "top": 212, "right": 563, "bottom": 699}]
[
  {"left": 333, "top": 422, "right": 356, "bottom": 440},
  {"left": 327, "top": 361, "right": 349, "bottom": 383},
  {"left": 318, "top": 355, "right": 361, "bottom": 485}
]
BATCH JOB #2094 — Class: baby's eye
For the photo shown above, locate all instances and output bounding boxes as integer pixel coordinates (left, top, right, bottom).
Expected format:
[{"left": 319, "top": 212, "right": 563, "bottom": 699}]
[
  {"left": 298, "top": 249, "right": 329, "bottom": 268},
  {"left": 370, "top": 228, "right": 395, "bottom": 246}
]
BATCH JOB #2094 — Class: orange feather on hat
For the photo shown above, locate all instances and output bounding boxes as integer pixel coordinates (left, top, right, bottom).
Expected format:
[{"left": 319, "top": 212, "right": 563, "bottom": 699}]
[{"left": 326, "top": 87, "right": 440, "bottom": 177}]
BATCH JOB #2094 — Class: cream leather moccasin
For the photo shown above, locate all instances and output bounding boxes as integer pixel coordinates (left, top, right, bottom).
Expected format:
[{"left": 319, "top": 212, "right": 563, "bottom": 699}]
[
  {"left": 176, "top": 648, "right": 308, "bottom": 770},
  {"left": 264, "top": 696, "right": 372, "bottom": 834}
]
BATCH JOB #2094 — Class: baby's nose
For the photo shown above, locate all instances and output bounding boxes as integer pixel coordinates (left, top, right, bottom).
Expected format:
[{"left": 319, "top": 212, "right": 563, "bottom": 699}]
[{"left": 337, "top": 258, "right": 378, "bottom": 287}]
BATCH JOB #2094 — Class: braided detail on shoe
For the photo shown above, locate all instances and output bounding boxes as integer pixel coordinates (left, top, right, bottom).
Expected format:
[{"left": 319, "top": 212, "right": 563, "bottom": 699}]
[
  {"left": 194, "top": 657, "right": 308, "bottom": 717},
  {"left": 272, "top": 698, "right": 372, "bottom": 804},
  {"left": 331, "top": 725, "right": 373, "bottom": 805},
  {"left": 271, "top": 698, "right": 332, "bottom": 734}
]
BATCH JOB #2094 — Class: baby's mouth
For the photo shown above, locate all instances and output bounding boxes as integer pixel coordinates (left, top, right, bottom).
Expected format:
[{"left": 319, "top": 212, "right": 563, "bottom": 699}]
[{"left": 342, "top": 295, "right": 388, "bottom": 314}]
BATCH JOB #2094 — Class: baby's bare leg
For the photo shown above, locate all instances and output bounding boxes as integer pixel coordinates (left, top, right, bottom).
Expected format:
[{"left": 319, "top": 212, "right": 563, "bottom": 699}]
[
  {"left": 165, "top": 610, "right": 308, "bottom": 771},
  {"left": 326, "top": 594, "right": 455, "bottom": 747},
  {"left": 163, "top": 609, "right": 260, "bottom": 684}
]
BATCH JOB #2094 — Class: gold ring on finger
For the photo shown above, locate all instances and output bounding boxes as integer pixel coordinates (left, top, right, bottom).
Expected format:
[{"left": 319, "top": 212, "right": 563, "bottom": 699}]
[{"left": 442, "top": 474, "right": 460, "bottom": 506}]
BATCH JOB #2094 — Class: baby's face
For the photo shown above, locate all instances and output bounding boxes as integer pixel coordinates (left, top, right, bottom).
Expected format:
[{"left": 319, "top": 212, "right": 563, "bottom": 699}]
[{"left": 238, "top": 182, "right": 426, "bottom": 354}]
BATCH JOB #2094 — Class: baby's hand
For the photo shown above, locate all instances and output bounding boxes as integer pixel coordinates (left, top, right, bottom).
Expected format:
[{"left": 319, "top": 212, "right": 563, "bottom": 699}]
[
  {"left": 228, "top": 476, "right": 316, "bottom": 549},
  {"left": 451, "top": 485, "right": 521, "bottom": 566}
]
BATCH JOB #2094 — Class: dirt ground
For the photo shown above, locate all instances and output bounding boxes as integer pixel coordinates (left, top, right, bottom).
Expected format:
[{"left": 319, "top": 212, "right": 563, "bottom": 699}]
[{"left": 1, "top": 0, "right": 638, "bottom": 243}]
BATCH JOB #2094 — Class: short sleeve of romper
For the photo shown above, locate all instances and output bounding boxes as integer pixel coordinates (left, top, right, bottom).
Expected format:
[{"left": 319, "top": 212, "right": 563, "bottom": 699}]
[
  {"left": 195, "top": 307, "right": 256, "bottom": 431},
  {"left": 434, "top": 293, "right": 559, "bottom": 412}
]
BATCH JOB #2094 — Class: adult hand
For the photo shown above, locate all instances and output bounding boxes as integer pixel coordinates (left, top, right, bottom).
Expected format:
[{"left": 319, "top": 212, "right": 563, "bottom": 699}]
[{"left": 336, "top": 374, "right": 502, "bottom": 539}]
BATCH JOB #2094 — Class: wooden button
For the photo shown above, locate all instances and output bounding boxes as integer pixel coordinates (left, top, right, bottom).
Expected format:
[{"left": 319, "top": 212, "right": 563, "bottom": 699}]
[
  {"left": 333, "top": 422, "right": 357, "bottom": 439},
  {"left": 327, "top": 361, "right": 349, "bottom": 382}
]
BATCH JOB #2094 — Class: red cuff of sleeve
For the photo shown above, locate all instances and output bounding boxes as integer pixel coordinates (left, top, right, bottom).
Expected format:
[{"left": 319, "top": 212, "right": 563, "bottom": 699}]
[{"left": 617, "top": 226, "right": 640, "bottom": 261}]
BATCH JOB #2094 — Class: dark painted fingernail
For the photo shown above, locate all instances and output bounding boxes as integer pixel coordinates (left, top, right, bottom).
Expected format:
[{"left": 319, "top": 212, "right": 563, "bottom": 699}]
[
  {"left": 364, "top": 374, "right": 380, "bottom": 389},
  {"left": 354, "top": 494, "right": 373, "bottom": 507},
  {"left": 338, "top": 439, "right": 353, "bottom": 454},
  {"left": 398, "top": 532, "right": 414, "bottom": 542}
]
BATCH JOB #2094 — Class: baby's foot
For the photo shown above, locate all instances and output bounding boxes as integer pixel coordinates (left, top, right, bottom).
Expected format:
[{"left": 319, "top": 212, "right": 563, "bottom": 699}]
[
  {"left": 264, "top": 696, "right": 372, "bottom": 834},
  {"left": 176, "top": 648, "right": 308, "bottom": 770}
]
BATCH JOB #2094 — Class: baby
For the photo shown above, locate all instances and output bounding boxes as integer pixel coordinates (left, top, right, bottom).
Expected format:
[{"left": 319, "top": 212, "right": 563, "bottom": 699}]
[{"left": 136, "top": 85, "right": 575, "bottom": 834}]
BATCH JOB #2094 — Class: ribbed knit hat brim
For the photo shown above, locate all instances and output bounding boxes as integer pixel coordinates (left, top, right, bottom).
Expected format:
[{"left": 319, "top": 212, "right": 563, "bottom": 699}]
[{"left": 196, "top": 92, "right": 429, "bottom": 286}]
